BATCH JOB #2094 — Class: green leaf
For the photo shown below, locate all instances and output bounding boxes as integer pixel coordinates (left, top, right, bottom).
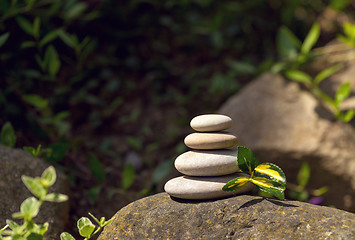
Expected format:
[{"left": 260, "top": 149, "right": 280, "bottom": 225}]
[
  {"left": 23, "top": 146, "right": 37, "bottom": 157},
  {"left": 44, "top": 193, "right": 68, "bottom": 202},
  {"left": 6, "top": 220, "right": 19, "bottom": 230},
  {"left": 1, "top": 122, "right": 16, "bottom": 147},
  {"left": 251, "top": 178, "right": 285, "bottom": 200},
  {"left": 297, "top": 162, "right": 310, "bottom": 188},
  {"left": 33, "top": 17, "right": 40, "bottom": 40},
  {"left": 19, "top": 197, "right": 40, "bottom": 219},
  {"left": 222, "top": 176, "right": 250, "bottom": 192},
  {"left": 60, "top": 232, "right": 76, "bottom": 240},
  {"left": 0, "top": 32, "right": 10, "bottom": 48},
  {"left": 336, "top": 109, "right": 355, "bottom": 122},
  {"left": 237, "top": 146, "right": 258, "bottom": 174},
  {"left": 22, "top": 94, "right": 48, "bottom": 110},
  {"left": 58, "top": 30, "right": 77, "bottom": 49},
  {"left": 122, "top": 164, "right": 135, "bottom": 190},
  {"left": 27, "top": 232, "right": 43, "bottom": 240},
  {"left": 335, "top": 82, "right": 351, "bottom": 106},
  {"left": 285, "top": 70, "right": 312, "bottom": 84},
  {"left": 277, "top": 26, "right": 301, "bottom": 60},
  {"left": 314, "top": 65, "right": 341, "bottom": 85},
  {"left": 301, "top": 23, "right": 320, "bottom": 55},
  {"left": 254, "top": 163, "right": 286, "bottom": 185},
  {"left": 89, "top": 153, "right": 105, "bottom": 183},
  {"left": 16, "top": 16, "right": 33, "bottom": 36},
  {"left": 39, "top": 29, "right": 60, "bottom": 47},
  {"left": 77, "top": 217, "right": 95, "bottom": 238},
  {"left": 64, "top": 2, "right": 88, "bottom": 21},
  {"left": 41, "top": 166, "right": 56, "bottom": 187},
  {"left": 343, "top": 22, "right": 355, "bottom": 39},
  {"left": 44, "top": 45, "right": 61, "bottom": 76},
  {"left": 21, "top": 176, "right": 46, "bottom": 199}
]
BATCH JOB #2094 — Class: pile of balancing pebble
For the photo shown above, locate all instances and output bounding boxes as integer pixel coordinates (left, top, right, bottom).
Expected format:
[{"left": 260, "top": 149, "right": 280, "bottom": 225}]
[{"left": 164, "top": 114, "right": 253, "bottom": 200}]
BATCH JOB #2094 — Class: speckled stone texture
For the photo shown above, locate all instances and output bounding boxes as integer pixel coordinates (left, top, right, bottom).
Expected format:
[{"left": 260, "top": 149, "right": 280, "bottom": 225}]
[
  {"left": 0, "top": 145, "right": 70, "bottom": 239},
  {"left": 98, "top": 193, "right": 355, "bottom": 240}
]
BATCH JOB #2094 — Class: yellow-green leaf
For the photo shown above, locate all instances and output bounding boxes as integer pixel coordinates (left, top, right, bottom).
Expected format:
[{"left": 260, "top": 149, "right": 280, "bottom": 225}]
[
  {"left": 222, "top": 176, "right": 250, "bottom": 192},
  {"left": 251, "top": 177, "right": 285, "bottom": 201},
  {"left": 254, "top": 163, "right": 286, "bottom": 185}
]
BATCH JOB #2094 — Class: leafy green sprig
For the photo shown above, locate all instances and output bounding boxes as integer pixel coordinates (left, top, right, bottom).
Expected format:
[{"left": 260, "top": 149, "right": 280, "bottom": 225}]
[
  {"left": 222, "top": 146, "right": 286, "bottom": 201},
  {"left": 60, "top": 213, "right": 113, "bottom": 240},
  {"left": 0, "top": 166, "right": 68, "bottom": 240}
]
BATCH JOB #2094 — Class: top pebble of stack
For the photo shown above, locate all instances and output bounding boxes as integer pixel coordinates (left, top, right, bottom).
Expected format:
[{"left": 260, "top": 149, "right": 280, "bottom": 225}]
[{"left": 190, "top": 114, "right": 232, "bottom": 132}]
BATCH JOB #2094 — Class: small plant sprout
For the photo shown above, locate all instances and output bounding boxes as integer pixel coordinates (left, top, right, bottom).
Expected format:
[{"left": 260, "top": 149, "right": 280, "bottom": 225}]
[
  {"left": 60, "top": 213, "right": 114, "bottom": 240},
  {"left": 222, "top": 146, "right": 286, "bottom": 201},
  {"left": 337, "top": 22, "right": 355, "bottom": 48},
  {"left": 0, "top": 166, "right": 68, "bottom": 240},
  {"left": 285, "top": 65, "right": 355, "bottom": 122}
]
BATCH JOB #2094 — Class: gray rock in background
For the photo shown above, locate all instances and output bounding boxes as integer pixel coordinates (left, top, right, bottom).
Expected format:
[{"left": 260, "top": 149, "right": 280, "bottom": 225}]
[
  {"left": 218, "top": 72, "right": 355, "bottom": 212},
  {"left": 98, "top": 193, "right": 355, "bottom": 240},
  {"left": 0, "top": 145, "right": 70, "bottom": 239}
]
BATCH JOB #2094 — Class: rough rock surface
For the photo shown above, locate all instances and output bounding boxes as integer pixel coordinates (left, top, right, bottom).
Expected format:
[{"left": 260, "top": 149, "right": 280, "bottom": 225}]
[
  {"left": 218, "top": 72, "right": 355, "bottom": 212},
  {"left": 0, "top": 145, "right": 70, "bottom": 239},
  {"left": 98, "top": 193, "right": 355, "bottom": 240}
]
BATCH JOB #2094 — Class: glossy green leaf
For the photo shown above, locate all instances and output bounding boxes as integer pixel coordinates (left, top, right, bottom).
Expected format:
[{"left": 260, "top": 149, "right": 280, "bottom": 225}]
[
  {"left": 1, "top": 122, "right": 16, "bottom": 147},
  {"left": 89, "top": 153, "right": 105, "bottom": 183},
  {"left": 277, "top": 26, "right": 301, "bottom": 60},
  {"left": 77, "top": 217, "right": 95, "bottom": 238},
  {"left": 237, "top": 146, "right": 258, "bottom": 174},
  {"left": 41, "top": 166, "right": 56, "bottom": 187},
  {"left": 122, "top": 164, "right": 135, "bottom": 190},
  {"left": 301, "top": 23, "right": 320, "bottom": 55},
  {"left": 22, "top": 94, "right": 48, "bottom": 110},
  {"left": 314, "top": 64, "right": 341, "bottom": 85},
  {"left": 20, "top": 197, "right": 40, "bottom": 219},
  {"left": 0, "top": 32, "right": 10, "bottom": 48},
  {"left": 297, "top": 162, "right": 310, "bottom": 188},
  {"left": 254, "top": 163, "right": 286, "bottom": 185},
  {"left": 60, "top": 232, "right": 76, "bottom": 240},
  {"left": 251, "top": 177, "right": 285, "bottom": 200},
  {"left": 21, "top": 176, "right": 46, "bottom": 199},
  {"left": 335, "top": 82, "right": 351, "bottom": 106},
  {"left": 44, "top": 193, "right": 68, "bottom": 202},
  {"left": 285, "top": 70, "right": 312, "bottom": 84},
  {"left": 222, "top": 176, "right": 250, "bottom": 192}
]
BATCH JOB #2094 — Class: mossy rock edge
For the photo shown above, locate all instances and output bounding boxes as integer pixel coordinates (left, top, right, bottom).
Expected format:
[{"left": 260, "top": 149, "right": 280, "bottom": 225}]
[{"left": 99, "top": 192, "right": 355, "bottom": 240}]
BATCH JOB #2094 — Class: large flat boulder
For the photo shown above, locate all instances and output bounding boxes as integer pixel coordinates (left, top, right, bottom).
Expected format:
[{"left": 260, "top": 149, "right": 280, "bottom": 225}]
[
  {"left": 218, "top": 72, "right": 355, "bottom": 212},
  {"left": 98, "top": 193, "right": 355, "bottom": 239},
  {"left": 0, "top": 145, "right": 70, "bottom": 239}
]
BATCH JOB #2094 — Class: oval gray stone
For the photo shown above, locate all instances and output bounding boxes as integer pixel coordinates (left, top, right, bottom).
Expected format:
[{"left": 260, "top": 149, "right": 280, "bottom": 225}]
[
  {"left": 175, "top": 150, "right": 239, "bottom": 176},
  {"left": 190, "top": 114, "right": 232, "bottom": 132},
  {"left": 184, "top": 132, "right": 238, "bottom": 150},
  {"left": 164, "top": 173, "right": 253, "bottom": 200}
]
